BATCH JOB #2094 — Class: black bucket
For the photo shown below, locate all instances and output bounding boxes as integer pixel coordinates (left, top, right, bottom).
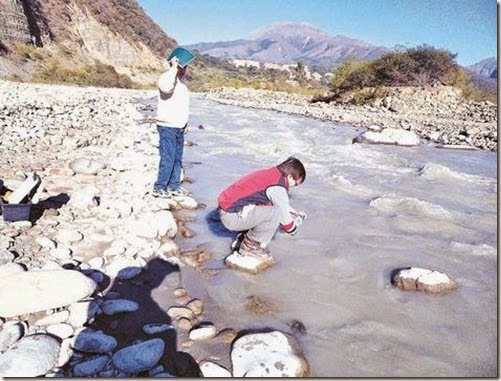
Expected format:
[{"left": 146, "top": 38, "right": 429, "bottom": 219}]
[{"left": 1, "top": 201, "right": 32, "bottom": 222}]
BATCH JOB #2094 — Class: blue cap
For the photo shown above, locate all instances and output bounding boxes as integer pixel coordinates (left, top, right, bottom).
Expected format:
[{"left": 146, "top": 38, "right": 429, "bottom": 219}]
[{"left": 167, "top": 47, "right": 195, "bottom": 68}]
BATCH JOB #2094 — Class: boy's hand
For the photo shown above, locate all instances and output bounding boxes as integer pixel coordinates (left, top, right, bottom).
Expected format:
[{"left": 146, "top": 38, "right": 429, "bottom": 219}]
[{"left": 170, "top": 56, "right": 180, "bottom": 68}]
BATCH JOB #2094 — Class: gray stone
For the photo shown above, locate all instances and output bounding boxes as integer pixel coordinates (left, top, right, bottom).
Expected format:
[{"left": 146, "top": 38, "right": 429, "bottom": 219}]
[
  {"left": 73, "top": 355, "right": 109, "bottom": 377},
  {"left": 71, "top": 331, "right": 117, "bottom": 353},
  {"left": 0, "top": 249, "right": 15, "bottom": 266},
  {"left": 112, "top": 338, "right": 165, "bottom": 374},
  {"left": 101, "top": 299, "right": 139, "bottom": 315},
  {"left": 0, "top": 334, "right": 60, "bottom": 377},
  {"left": 143, "top": 323, "right": 174, "bottom": 335}
]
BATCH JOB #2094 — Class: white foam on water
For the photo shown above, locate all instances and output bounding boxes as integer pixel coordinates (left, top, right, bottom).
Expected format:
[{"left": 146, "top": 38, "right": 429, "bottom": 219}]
[
  {"left": 419, "top": 162, "right": 496, "bottom": 189},
  {"left": 331, "top": 175, "right": 374, "bottom": 198},
  {"left": 449, "top": 242, "right": 497, "bottom": 256},
  {"left": 369, "top": 195, "right": 454, "bottom": 219}
]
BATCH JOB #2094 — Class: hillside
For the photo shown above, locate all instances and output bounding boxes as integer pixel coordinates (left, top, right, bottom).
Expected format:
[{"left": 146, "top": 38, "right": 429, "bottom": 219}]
[
  {"left": 0, "top": 0, "right": 177, "bottom": 84},
  {"left": 187, "top": 23, "right": 389, "bottom": 67}
]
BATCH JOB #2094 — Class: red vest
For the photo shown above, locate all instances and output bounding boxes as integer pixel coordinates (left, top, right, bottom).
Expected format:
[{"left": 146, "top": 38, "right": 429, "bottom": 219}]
[{"left": 218, "top": 167, "right": 287, "bottom": 213}]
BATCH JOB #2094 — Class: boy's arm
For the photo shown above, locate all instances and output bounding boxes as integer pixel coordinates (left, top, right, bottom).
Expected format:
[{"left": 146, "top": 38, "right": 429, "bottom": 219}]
[
  {"left": 266, "top": 186, "right": 305, "bottom": 234},
  {"left": 158, "top": 59, "right": 179, "bottom": 94}
]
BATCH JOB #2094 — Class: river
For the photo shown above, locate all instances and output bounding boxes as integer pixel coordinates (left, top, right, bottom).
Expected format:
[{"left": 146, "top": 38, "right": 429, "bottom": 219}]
[{"left": 157, "top": 95, "right": 497, "bottom": 377}]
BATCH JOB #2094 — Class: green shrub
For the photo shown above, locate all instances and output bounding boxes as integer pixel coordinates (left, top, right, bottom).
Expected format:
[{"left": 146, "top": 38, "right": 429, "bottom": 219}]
[
  {"left": 12, "top": 43, "right": 44, "bottom": 60},
  {"left": 329, "top": 44, "right": 493, "bottom": 102}
]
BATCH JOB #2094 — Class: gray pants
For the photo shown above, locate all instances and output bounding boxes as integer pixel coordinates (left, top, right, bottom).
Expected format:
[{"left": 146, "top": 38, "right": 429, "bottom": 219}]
[{"left": 219, "top": 205, "right": 281, "bottom": 246}]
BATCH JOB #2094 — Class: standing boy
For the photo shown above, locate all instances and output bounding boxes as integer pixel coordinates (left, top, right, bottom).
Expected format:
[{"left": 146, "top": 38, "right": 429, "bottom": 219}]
[
  {"left": 218, "top": 157, "right": 307, "bottom": 259},
  {"left": 153, "top": 47, "right": 195, "bottom": 198}
]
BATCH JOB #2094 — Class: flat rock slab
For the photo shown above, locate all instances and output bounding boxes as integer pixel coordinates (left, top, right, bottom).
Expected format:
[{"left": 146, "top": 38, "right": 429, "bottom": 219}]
[
  {"left": 0, "top": 334, "right": 60, "bottom": 377},
  {"left": 392, "top": 267, "right": 458, "bottom": 293},
  {"left": 225, "top": 252, "right": 275, "bottom": 274},
  {"left": 231, "top": 331, "right": 310, "bottom": 377},
  {"left": 0, "top": 270, "right": 96, "bottom": 318}
]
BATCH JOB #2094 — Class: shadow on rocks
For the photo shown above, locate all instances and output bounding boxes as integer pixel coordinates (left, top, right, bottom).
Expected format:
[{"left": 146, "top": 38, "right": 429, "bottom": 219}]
[
  {"left": 30, "top": 193, "right": 70, "bottom": 223},
  {"left": 66, "top": 257, "right": 201, "bottom": 377},
  {"left": 205, "top": 208, "right": 235, "bottom": 238}
]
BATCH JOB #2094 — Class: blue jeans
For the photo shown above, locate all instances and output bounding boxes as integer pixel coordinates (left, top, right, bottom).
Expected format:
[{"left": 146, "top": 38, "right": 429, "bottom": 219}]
[{"left": 154, "top": 126, "right": 184, "bottom": 191}]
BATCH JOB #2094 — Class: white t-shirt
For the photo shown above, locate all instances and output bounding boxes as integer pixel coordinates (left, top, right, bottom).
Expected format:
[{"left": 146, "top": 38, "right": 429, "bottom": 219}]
[{"left": 156, "top": 66, "right": 190, "bottom": 128}]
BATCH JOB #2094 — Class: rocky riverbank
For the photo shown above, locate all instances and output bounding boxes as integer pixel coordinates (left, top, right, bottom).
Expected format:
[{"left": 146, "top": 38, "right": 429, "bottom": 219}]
[
  {"left": 0, "top": 80, "right": 310, "bottom": 377},
  {"left": 203, "top": 86, "right": 497, "bottom": 151}
]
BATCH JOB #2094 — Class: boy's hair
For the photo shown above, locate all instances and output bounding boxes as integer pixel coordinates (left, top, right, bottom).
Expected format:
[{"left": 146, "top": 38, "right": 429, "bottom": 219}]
[{"left": 276, "top": 156, "right": 306, "bottom": 183}]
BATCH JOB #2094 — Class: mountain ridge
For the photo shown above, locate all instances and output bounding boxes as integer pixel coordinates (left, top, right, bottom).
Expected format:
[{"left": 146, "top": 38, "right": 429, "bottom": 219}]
[{"left": 186, "top": 23, "right": 389, "bottom": 67}]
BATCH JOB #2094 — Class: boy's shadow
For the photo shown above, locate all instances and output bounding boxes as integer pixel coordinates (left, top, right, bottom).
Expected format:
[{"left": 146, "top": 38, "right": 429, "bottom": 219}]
[
  {"left": 76, "top": 257, "right": 201, "bottom": 377},
  {"left": 205, "top": 208, "right": 235, "bottom": 238}
]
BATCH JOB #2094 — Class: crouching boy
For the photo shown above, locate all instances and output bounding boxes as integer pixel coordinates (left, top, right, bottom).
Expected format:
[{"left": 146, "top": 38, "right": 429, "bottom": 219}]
[{"left": 217, "top": 157, "right": 307, "bottom": 259}]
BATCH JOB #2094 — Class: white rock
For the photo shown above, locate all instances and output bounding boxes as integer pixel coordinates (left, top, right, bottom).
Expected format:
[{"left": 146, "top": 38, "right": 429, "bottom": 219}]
[
  {"left": 36, "top": 237, "right": 56, "bottom": 249},
  {"left": 68, "top": 300, "right": 101, "bottom": 327},
  {"left": 56, "top": 229, "right": 83, "bottom": 244},
  {"left": 0, "top": 249, "right": 15, "bottom": 265},
  {"left": 57, "top": 338, "right": 73, "bottom": 367},
  {"left": 101, "top": 299, "right": 139, "bottom": 315},
  {"left": 200, "top": 361, "right": 231, "bottom": 377},
  {"left": 354, "top": 128, "right": 421, "bottom": 147},
  {"left": 104, "top": 258, "right": 142, "bottom": 280},
  {"left": 157, "top": 240, "right": 179, "bottom": 256},
  {"left": 189, "top": 323, "right": 217, "bottom": 341},
  {"left": 35, "top": 310, "right": 70, "bottom": 326},
  {"left": 0, "top": 262, "right": 25, "bottom": 276},
  {"left": 231, "top": 331, "right": 310, "bottom": 377},
  {"left": 68, "top": 187, "right": 99, "bottom": 209},
  {"left": 392, "top": 267, "right": 458, "bottom": 293},
  {"left": 0, "top": 270, "right": 96, "bottom": 318},
  {"left": 103, "top": 241, "right": 126, "bottom": 257},
  {"left": 177, "top": 196, "right": 198, "bottom": 210},
  {"left": 225, "top": 252, "right": 275, "bottom": 274},
  {"left": 0, "top": 322, "right": 25, "bottom": 352},
  {"left": 112, "top": 339, "right": 165, "bottom": 374},
  {"left": 155, "top": 210, "right": 178, "bottom": 238},
  {"left": 88, "top": 257, "right": 105, "bottom": 269},
  {"left": 46, "top": 323, "right": 74, "bottom": 339},
  {"left": 69, "top": 158, "right": 105, "bottom": 175},
  {"left": 49, "top": 247, "right": 72, "bottom": 260}
]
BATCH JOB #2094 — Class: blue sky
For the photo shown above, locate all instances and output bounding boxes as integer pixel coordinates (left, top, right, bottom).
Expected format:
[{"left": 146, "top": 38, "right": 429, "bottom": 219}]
[{"left": 137, "top": 0, "right": 497, "bottom": 66}]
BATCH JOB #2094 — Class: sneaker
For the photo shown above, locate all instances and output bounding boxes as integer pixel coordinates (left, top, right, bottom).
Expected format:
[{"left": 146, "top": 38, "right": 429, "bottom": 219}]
[
  {"left": 238, "top": 235, "right": 272, "bottom": 259},
  {"left": 167, "top": 189, "right": 184, "bottom": 197},
  {"left": 231, "top": 232, "right": 245, "bottom": 251},
  {"left": 152, "top": 189, "right": 171, "bottom": 198},
  {"left": 177, "top": 186, "right": 192, "bottom": 196}
]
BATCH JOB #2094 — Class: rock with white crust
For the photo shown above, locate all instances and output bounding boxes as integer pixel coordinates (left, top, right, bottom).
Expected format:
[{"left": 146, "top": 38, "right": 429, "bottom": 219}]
[{"left": 392, "top": 267, "right": 458, "bottom": 293}]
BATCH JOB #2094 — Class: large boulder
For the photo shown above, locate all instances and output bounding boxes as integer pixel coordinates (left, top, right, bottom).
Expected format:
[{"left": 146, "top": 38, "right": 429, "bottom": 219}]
[
  {"left": 0, "top": 270, "right": 96, "bottom": 318},
  {"left": 353, "top": 128, "right": 421, "bottom": 147},
  {"left": 0, "top": 334, "right": 60, "bottom": 377},
  {"left": 231, "top": 331, "right": 310, "bottom": 377}
]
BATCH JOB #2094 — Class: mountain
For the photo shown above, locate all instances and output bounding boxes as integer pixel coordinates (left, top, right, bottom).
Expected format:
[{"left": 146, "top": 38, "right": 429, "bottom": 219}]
[
  {"left": 467, "top": 57, "right": 497, "bottom": 79},
  {"left": 186, "top": 23, "right": 389, "bottom": 68},
  {"left": 0, "top": 0, "right": 177, "bottom": 84}
]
